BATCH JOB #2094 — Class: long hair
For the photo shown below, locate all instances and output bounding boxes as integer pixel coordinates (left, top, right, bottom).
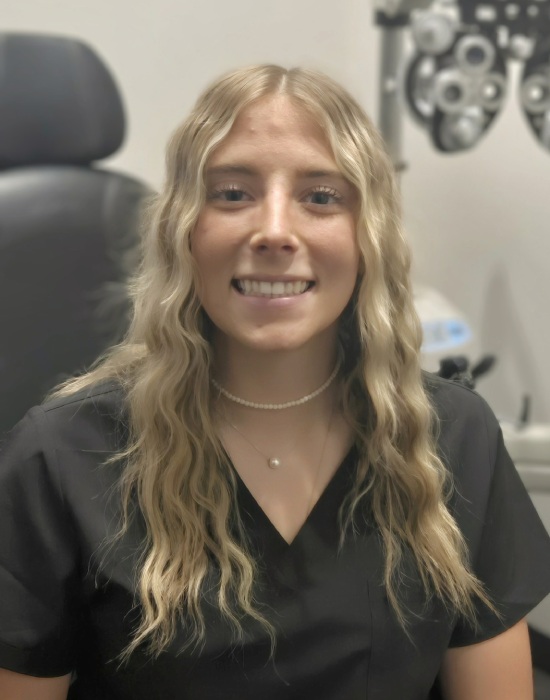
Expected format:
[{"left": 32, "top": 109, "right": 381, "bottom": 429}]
[{"left": 54, "top": 64, "right": 489, "bottom": 656}]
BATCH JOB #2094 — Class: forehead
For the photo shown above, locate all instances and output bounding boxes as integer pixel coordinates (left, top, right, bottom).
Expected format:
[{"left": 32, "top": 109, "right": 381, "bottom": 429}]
[{"left": 208, "top": 95, "right": 337, "bottom": 169}]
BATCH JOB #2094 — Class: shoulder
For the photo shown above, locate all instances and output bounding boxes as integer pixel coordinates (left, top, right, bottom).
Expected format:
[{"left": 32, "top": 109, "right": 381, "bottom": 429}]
[
  {"left": 1, "top": 380, "right": 127, "bottom": 491},
  {"left": 422, "top": 373, "right": 515, "bottom": 554},
  {"left": 42, "top": 379, "right": 126, "bottom": 422},
  {"left": 0, "top": 385, "right": 131, "bottom": 677},
  {"left": 34, "top": 380, "right": 127, "bottom": 452},
  {"left": 423, "top": 371, "right": 497, "bottom": 426},
  {"left": 423, "top": 372, "right": 504, "bottom": 522},
  {"left": 423, "top": 371, "right": 500, "bottom": 470}
]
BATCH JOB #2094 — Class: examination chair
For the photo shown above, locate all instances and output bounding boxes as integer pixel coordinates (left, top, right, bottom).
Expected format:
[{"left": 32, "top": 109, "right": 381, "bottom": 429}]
[{"left": 0, "top": 32, "right": 151, "bottom": 436}]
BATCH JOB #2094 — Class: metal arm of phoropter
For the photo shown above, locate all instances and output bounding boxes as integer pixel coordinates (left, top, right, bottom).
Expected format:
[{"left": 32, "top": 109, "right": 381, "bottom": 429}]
[{"left": 375, "top": 0, "right": 550, "bottom": 164}]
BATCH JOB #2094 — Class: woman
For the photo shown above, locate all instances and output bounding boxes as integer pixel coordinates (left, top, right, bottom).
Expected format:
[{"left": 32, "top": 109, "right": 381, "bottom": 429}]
[{"left": 0, "top": 65, "right": 549, "bottom": 700}]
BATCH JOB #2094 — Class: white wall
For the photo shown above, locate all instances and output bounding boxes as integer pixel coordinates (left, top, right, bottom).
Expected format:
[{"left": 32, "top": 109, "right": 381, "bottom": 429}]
[
  {"left": 3, "top": 0, "right": 378, "bottom": 188},
  {"left": 4, "top": 0, "right": 549, "bottom": 421},
  {"left": 403, "top": 59, "right": 550, "bottom": 423}
]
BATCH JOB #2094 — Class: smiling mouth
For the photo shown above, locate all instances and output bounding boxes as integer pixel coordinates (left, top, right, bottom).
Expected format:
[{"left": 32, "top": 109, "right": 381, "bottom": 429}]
[{"left": 232, "top": 279, "right": 315, "bottom": 297}]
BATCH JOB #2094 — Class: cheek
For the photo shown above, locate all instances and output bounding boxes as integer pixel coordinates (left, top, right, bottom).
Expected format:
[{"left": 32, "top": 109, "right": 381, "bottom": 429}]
[
  {"left": 189, "top": 225, "right": 217, "bottom": 307},
  {"left": 327, "top": 229, "right": 360, "bottom": 279},
  {"left": 190, "top": 218, "right": 221, "bottom": 275},
  {"left": 346, "top": 226, "right": 361, "bottom": 278},
  {"left": 189, "top": 213, "right": 209, "bottom": 256},
  {"left": 191, "top": 209, "right": 242, "bottom": 262},
  {"left": 335, "top": 240, "right": 361, "bottom": 303}
]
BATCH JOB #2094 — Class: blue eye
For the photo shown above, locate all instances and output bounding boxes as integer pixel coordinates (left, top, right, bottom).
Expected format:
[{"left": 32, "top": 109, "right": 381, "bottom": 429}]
[
  {"left": 306, "top": 187, "right": 342, "bottom": 205},
  {"left": 222, "top": 189, "right": 246, "bottom": 201},
  {"left": 208, "top": 186, "right": 249, "bottom": 202},
  {"left": 310, "top": 191, "right": 333, "bottom": 205}
]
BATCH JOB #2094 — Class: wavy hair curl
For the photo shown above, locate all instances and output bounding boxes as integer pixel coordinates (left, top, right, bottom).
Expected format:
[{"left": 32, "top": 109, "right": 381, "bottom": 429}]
[{"left": 54, "top": 64, "right": 490, "bottom": 657}]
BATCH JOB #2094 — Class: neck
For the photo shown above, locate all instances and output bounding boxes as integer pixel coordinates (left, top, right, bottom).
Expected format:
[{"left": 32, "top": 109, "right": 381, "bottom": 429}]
[{"left": 212, "top": 342, "right": 339, "bottom": 409}]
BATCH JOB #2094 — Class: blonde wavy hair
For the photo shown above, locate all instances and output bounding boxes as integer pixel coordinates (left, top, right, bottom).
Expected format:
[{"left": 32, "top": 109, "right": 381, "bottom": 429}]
[{"left": 54, "top": 64, "right": 490, "bottom": 658}]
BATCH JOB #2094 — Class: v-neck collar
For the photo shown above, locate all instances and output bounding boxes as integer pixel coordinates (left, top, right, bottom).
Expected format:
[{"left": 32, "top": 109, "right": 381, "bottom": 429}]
[{"left": 233, "top": 445, "right": 358, "bottom": 553}]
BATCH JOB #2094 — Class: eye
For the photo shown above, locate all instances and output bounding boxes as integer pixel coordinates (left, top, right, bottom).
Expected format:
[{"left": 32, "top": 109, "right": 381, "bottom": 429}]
[
  {"left": 207, "top": 185, "right": 251, "bottom": 203},
  {"left": 304, "top": 186, "right": 343, "bottom": 206}
]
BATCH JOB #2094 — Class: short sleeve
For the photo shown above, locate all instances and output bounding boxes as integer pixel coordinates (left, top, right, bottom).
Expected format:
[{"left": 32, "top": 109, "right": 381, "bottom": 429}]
[
  {"left": 0, "top": 407, "right": 79, "bottom": 676},
  {"left": 449, "top": 414, "right": 550, "bottom": 647}
]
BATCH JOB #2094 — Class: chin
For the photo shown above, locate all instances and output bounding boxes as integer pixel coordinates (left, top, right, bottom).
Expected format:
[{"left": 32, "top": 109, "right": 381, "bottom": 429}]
[{"left": 239, "top": 326, "right": 339, "bottom": 356}]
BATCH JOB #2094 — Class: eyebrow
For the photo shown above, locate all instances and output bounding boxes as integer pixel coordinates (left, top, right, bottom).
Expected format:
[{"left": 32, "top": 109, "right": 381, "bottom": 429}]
[
  {"left": 206, "top": 164, "right": 347, "bottom": 181},
  {"left": 206, "top": 165, "right": 256, "bottom": 177}
]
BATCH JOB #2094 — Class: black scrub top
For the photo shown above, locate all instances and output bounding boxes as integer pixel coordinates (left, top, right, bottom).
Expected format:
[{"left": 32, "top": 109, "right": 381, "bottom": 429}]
[{"left": 1, "top": 375, "right": 550, "bottom": 700}]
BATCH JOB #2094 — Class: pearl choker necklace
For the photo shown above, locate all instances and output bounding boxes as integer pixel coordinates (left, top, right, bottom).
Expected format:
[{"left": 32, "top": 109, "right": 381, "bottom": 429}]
[{"left": 211, "top": 359, "right": 340, "bottom": 410}]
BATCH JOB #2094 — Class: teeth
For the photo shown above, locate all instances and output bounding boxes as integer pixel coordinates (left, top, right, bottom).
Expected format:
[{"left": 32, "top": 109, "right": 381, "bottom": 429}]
[{"left": 237, "top": 280, "right": 310, "bottom": 297}]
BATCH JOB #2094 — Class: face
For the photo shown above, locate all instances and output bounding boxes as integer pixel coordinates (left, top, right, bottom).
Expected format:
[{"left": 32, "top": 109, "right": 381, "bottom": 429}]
[{"left": 191, "top": 95, "right": 360, "bottom": 358}]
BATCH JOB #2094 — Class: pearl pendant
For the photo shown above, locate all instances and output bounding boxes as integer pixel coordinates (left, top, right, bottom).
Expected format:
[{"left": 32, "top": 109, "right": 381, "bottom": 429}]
[{"left": 268, "top": 457, "right": 281, "bottom": 469}]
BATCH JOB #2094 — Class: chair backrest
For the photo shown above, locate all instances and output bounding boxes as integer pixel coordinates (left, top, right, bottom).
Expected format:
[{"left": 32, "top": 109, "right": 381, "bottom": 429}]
[{"left": 0, "top": 32, "right": 151, "bottom": 435}]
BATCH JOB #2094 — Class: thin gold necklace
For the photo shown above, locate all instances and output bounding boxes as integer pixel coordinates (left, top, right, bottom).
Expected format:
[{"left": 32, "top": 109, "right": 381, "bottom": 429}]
[
  {"left": 304, "top": 404, "right": 336, "bottom": 517},
  {"left": 224, "top": 418, "right": 299, "bottom": 469},
  {"left": 223, "top": 404, "right": 334, "bottom": 470}
]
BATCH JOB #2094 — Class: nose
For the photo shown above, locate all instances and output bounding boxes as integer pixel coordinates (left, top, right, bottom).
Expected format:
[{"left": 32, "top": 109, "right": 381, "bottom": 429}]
[{"left": 250, "top": 189, "right": 298, "bottom": 253}]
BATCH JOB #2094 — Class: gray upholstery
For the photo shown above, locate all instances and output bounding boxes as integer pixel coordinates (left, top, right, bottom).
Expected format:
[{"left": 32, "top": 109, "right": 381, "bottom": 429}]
[
  {"left": 0, "top": 33, "right": 125, "bottom": 166},
  {"left": 0, "top": 33, "right": 151, "bottom": 435}
]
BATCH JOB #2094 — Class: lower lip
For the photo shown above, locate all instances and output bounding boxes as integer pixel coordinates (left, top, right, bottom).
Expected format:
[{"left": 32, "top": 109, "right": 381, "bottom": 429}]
[{"left": 232, "top": 287, "right": 313, "bottom": 308}]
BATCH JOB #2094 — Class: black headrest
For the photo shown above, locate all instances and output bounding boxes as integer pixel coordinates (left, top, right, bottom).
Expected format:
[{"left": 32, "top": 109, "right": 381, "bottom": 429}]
[{"left": 0, "top": 32, "right": 125, "bottom": 168}]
